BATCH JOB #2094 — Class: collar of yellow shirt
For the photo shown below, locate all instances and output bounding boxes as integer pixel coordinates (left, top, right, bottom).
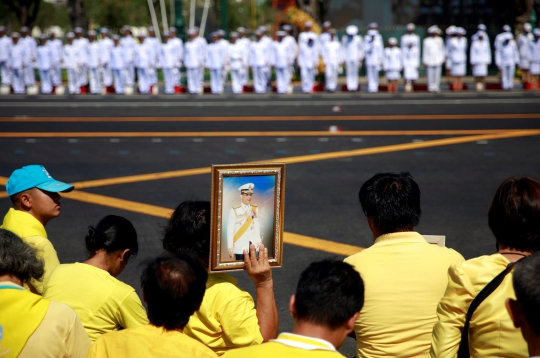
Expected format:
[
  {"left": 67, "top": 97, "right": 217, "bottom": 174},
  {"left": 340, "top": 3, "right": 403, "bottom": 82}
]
[{"left": 373, "top": 231, "right": 426, "bottom": 246}]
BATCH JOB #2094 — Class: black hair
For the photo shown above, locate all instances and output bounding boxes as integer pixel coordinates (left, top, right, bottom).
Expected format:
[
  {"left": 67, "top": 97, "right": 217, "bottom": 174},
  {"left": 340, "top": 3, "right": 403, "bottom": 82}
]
[
  {"left": 141, "top": 252, "right": 208, "bottom": 330},
  {"left": 358, "top": 172, "right": 421, "bottom": 232},
  {"left": 513, "top": 252, "right": 540, "bottom": 335},
  {"left": 295, "top": 260, "right": 364, "bottom": 330},
  {"left": 0, "top": 229, "right": 45, "bottom": 283},
  {"left": 85, "top": 215, "right": 139, "bottom": 257},
  {"left": 488, "top": 177, "right": 540, "bottom": 252},
  {"left": 162, "top": 200, "right": 210, "bottom": 260}
]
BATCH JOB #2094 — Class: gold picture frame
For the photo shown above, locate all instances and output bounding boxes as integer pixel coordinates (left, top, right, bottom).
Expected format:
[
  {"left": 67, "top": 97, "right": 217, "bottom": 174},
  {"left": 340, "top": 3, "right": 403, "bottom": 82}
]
[{"left": 209, "top": 163, "right": 285, "bottom": 272}]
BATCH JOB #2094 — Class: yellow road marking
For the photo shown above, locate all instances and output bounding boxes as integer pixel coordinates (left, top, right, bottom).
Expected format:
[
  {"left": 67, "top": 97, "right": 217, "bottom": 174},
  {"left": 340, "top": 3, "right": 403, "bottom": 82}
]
[
  {"left": 0, "top": 129, "right": 527, "bottom": 138},
  {"left": 1, "top": 114, "right": 540, "bottom": 122},
  {"left": 284, "top": 232, "right": 363, "bottom": 256}
]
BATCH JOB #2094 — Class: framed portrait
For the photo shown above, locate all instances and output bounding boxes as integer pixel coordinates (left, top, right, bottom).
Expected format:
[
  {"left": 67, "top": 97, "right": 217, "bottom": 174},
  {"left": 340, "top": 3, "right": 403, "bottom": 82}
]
[{"left": 209, "top": 163, "right": 285, "bottom": 272}]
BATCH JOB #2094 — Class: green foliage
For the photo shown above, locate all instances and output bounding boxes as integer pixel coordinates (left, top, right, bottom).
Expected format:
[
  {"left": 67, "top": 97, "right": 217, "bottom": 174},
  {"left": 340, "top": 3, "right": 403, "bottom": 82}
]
[{"left": 85, "top": 0, "right": 151, "bottom": 29}]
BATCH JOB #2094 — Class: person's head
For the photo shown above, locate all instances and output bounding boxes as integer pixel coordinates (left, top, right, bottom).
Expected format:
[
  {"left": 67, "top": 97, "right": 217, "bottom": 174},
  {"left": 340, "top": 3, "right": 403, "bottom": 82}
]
[
  {"left": 123, "top": 26, "right": 132, "bottom": 37},
  {"left": 74, "top": 27, "right": 84, "bottom": 38},
  {"left": 406, "top": 23, "right": 415, "bottom": 34},
  {"left": 169, "top": 27, "right": 177, "bottom": 37},
  {"left": 66, "top": 32, "right": 74, "bottom": 44},
  {"left": 162, "top": 31, "right": 170, "bottom": 42},
  {"left": 20, "top": 26, "right": 29, "bottom": 37},
  {"left": 230, "top": 32, "right": 238, "bottom": 43},
  {"left": 85, "top": 215, "right": 139, "bottom": 276},
  {"left": 101, "top": 28, "right": 109, "bottom": 38},
  {"left": 48, "top": 30, "right": 56, "bottom": 40},
  {"left": 359, "top": 172, "right": 421, "bottom": 236},
  {"left": 210, "top": 32, "right": 217, "bottom": 43},
  {"left": 188, "top": 28, "right": 197, "bottom": 40},
  {"left": 12, "top": 32, "right": 20, "bottom": 44},
  {"left": 322, "top": 21, "right": 331, "bottom": 32},
  {"left": 283, "top": 24, "right": 292, "bottom": 35},
  {"left": 291, "top": 260, "right": 364, "bottom": 349},
  {"left": 237, "top": 27, "right": 246, "bottom": 37},
  {"left": 163, "top": 200, "right": 211, "bottom": 262},
  {"left": 148, "top": 26, "right": 155, "bottom": 37},
  {"left": 113, "top": 34, "right": 120, "bottom": 45},
  {"left": 88, "top": 30, "right": 96, "bottom": 42},
  {"left": 276, "top": 31, "right": 285, "bottom": 42},
  {"left": 329, "top": 29, "right": 336, "bottom": 40},
  {"left": 388, "top": 37, "right": 397, "bottom": 47},
  {"left": 141, "top": 253, "right": 208, "bottom": 330},
  {"left": 524, "top": 23, "right": 532, "bottom": 34},
  {"left": 138, "top": 34, "right": 146, "bottom": 42},
  {"left": 0, "top": 229, "right": 44, "bottom": 286},
  {"left": 255, "top": 30, "right": 263, "bottom": 41},
  {"left": 217, "top": 29, "right": 225, "bottom": 39},
  {"left": 346, "top": 25, "right": 358, "bottom": 39},
  {"left": 503, "top": 25, "right": 511, "bottom": 33},
  {"left": 39, "top": 35, "right": 47, "bottom": 45},
  {"left": 239, "top": 183, "right": 254, "bottom": 205},
  {"left": 304, "top": 21, "right": 313, "bottom": 31},
  {"left": 489, "top": 177, "right": 540, "bottom": 253},
  {"left": 7, "top": 165, "right": 74, "bottom": 226},
  {"left": 506, "top": 252, "right": 540, "bottom": 352},
  {"left": 0, "top": 26, "right": 5, "bottom": 37},
  {"left": 534, "top": 28, "right": 540, "bottom": 40}
]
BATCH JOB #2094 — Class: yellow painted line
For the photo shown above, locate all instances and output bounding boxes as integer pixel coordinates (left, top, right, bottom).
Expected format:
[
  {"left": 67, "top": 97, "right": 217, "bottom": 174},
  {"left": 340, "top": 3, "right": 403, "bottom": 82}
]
[
  {"left": 0, "top": 176, "right": 7, "bottom": 186},
  {"left": 0, "top": 192, "right": 8, "bottom": 199},
  {"left": 284, "top": 232, "right": 363, "bottom": 256},
  {"left": 1, "top": 113, "right": 540, "bottom": 122},
  {"left": 0, "top": 129, "right": 525, "bottom": 138}
]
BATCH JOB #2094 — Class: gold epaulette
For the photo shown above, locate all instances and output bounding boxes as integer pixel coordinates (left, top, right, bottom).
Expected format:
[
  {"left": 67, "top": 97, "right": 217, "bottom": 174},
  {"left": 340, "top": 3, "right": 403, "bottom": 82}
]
[
  {"left": 233, "top": 205, "right": 240, "bottom": 209},
  {"left": 251, "top": 204, "right": 258, "bottom": 208}
]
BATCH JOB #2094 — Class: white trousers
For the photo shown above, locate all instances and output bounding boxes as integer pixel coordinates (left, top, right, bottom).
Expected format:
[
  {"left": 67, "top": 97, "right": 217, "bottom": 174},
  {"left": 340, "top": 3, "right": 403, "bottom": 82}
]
[
  {"left": 222, "top": 66, "right": 228, "bottom": 85},
  {"left": 89, "top": 67, "right": 101, "bottom": 94},
  {"left": 366, "top": 65, "right": 379, "bottom": 92},
  {"left": 172, "top": 67, "right": 180, "bottom": 87},
  {"left": 426, "top": 65, "right": 442, "bottom": 91},
  {"left": 252, "top": 66, "right": 266, "bottom": 93},
  {"left": 325, "top": 64, "right": 338, "bottom": 91},
  {"left": 24, "top": 65, "right": 35, "bottom": 86},
  {"left": 78, "top": 64, "right": 88, "bottom": 86},
  {"left": 12, "top": 68, "right": 25, "bottom": 93},
  {"left": 240, "top": 66, "right": 248, "bottom": 85},
  {"left": 0, "top": 61, "right": 10, "bottom": 85},
  {"left": 137, "top": 68, "right": 150, "bottom": 94},
  {"left": 187, "top": 67, "right": 200, "bottom": 94},
  {"left": 113, "top": 68, "right": 124, "bottom": 94},
  {"left": 163, "top": 68, "right": 175, "bottom": 94},
  {"left": 102, "top": 63, "right": 112, "bottom": 86},
  {"left": 264, "top": 66, "right": 271, "bottom": 85},
  {"left": 346, "top": 61, "right": 359, "bottom": 91},
  {"left": 39, "top": 69, "right": 52, "bottom": 94},
  {"left": 125, "top": 63, "right": 135, "bottom": 86},
  {"left": 275, "top": 67, "right": 290, "bottom": 93},
  {"left": 51, "top": 64, "right": 62, "bottom": 86},
  {"left": 501, "top": 65, "right": 515, "bottom": 90},
  {"left": 210, "top": 68, "right": 223, "bottom": 94},
  {"left": 148, "top": 66, "right": 157, "bottom": 86},
  {"left": 230, "top": 69, "right": 242, "bottom": 94},
  {"left": 67, "top": 68, "right": 80, "bottom": 94},
  {"left": 199, "top": 66, "right": 205, "bottom": 87},
  {"left": 300, "top": 67, "right": 314, "bottom": 93}
]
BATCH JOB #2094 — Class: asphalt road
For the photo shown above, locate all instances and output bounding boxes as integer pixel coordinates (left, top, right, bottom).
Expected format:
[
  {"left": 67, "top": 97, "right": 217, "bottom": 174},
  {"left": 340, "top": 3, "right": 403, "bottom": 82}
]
[{"left": 1, "top": 91, "right": 539, "bottom": 357}]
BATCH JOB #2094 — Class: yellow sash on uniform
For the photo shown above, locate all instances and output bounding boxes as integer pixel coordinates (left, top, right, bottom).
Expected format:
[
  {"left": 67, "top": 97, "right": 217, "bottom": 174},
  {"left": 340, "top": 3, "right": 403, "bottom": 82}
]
[
  {"left": 0, "top": 284, "right": 50, "bottom": 358},
  {"left": 233, "top": 207, "right": 257, "bottom": 244}
]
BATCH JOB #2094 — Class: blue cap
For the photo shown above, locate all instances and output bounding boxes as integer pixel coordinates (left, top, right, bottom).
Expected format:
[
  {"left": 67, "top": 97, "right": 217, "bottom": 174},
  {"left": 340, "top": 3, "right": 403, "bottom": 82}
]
[{"left": 6, "top": 165, "right": 74, "bottom": 196}]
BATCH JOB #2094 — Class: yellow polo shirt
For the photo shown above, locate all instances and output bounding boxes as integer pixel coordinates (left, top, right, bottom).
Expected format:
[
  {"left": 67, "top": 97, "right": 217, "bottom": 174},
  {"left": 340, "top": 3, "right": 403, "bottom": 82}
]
[
  {"left": 344, "top": 231, "right": 464, "bottom": 358},
  {"left": 222, "top": 332, "right": 345, "bottom": 358},
  {"left": 430, "top": 254, "right": 528, "bottom": 358},
  {"left": 87, "top": 325, "right": 218, "bottom": 358},
  {"left": 1, "top": 208, "right": 60, "bottom": 294},
  {"left": 184, "top": 272, "right": 263, "bottom": 356},
  {"left": 43, "top": 262, "right": 149, "bottom": 342}
]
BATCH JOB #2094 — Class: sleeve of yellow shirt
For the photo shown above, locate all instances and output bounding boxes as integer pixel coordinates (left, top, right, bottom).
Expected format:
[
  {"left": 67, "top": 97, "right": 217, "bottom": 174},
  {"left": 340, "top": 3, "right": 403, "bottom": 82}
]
[
  {"left": 430, "top": 262, "right": 475, "bottom": 358},
  {"left": 219, "top": 287, "right": 264, "bottom": 347},
  {"left": 115, "top": 291, "right": 149, "bottom": 329},
  {"left": 27, "top": 236, "right": 60, "bottom": 294},
  {"left": 63, "top": 304, "right": 93, "bottom": 358}
]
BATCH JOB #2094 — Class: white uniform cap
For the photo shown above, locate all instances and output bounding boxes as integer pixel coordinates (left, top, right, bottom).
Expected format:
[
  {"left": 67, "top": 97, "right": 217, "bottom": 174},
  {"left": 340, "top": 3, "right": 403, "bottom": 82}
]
[
  {"left": 368, "top": 22, "right": 378, "bottom": 29},
  {"left": 524, "top": 23, "right": 532, "bottom": 32},
  {"left": 276, "top": 30, "right": 286, "bottom": 37},
  {"left": 406, "top": 23, "right": 415, "bottom": 31},
  {"left": 478, "top": 24, "right": 487, "bottom": 31},
  {"left": 367, "top": 29, "right": 378, "bottom": 36},
  {"left": 237, "top": 27, "right": 246, "bottom": 32},
  {"left": 304, "top": 21, "right": 313, "bottom": 28},
  {"left": 148, "top": 26, "right": 154, "bottom": 32},
  {"left": 534, "top": 28, "right": 540, "bottom": 36},
  {"left": 217, "top": 29, "right": 226, "bottom": 36},
  {"left": 66, "top": 32, "right": 75, "bottom": 38},
  {"left": 101, "top": 27, "right": 109, "bottom": 33},
  {"left": 230, "top": 32, "right": 238, "bottom": 37},
  {"left": 346, "top": 25, "right": 358, "bottom": 35},
  {"left": 258, "top": 26, "right": 267, "bottom": 32},
  {"left": 503, "top": 25, "right": 511, "bottom": 32},
  {"left": 123, "top": 25, "right": 132, "bottom": 31},
  {"left": 238, "top": 183, "right": 255, "bottom": 193},
  {"left": 163, "top": 31, "right": 170, "bottom": 37},
  {"left": 428, "top": 26, "right": 439, "bottom": 34},
  {"left": 322, "top": 21, "right": 331, "bottom": 27},
  {"left": 0, "top": 26, "right": 6, "bottom": 32},
  {"left": 255, "top": 29, "right": 263, "bottom": 36},
  {"left": 12, "top": 32, "right": 20, "bottom": 38},
  {"left": 39, "top": 34, "right": 47, "bottom": 40},
  {"left": 187, "top": 28, "right": 197, "bottom": 35},
  {"left": 477, "top": 31, "right": 487, "bottom": 38},
  {"left": 282, "top": 24, "right": 292, "bottom": 31},
  {"left": 446, "top": 25, "right": 456, "bottom": 35},
  {"left": 458, "top": 27, "right": 466, "bottom": 35},
  {"left": 112, "top": 34, "right": 121, "bottom": 40},
  {"left": 74, "top": 27, "right": 83, "bottom": 33},
  {"left": 88, "top": 30, "right": 96, "bottom": 36},
  {"left": 169, "top": 27, "right": 177, "bottom": 33},
  {"left": 388, "top": 37, "right": 397, "bottom": 45},
  {"left": 20, "top": 26, "right": 29, "bottom": 32}
]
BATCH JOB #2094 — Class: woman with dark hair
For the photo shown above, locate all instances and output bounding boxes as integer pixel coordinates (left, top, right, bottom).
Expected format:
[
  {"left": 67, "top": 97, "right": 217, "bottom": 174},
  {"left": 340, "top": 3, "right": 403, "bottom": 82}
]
[
  {"left": 163, "top": 200, "right": 278, "bottom": 356},
  {"left": 43, "top": 215, "right": 148, "bottom": 342},
  {"left": 430, "top": 176, "right": 540, "bottom": 358}
]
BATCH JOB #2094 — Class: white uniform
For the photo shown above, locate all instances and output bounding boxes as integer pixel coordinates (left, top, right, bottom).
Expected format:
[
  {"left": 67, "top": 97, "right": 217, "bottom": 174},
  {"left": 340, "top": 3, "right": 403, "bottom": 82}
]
[
  {"left": 120, "top": 35, "right": 137, "bottom": 86},
  {"left": 206, "top": 42, "right": 226, "bottom": 94},
  {"left": 342, "top": 34, "right": 364, "bottom": 91},
  {"left": 110, "top": 45, "right": 126, "bottom": 94},
  {"left": 194, "top": 36, "right": 207, "bottom": 87},
  {"left": 299, "top": 31, "right": 319, "bottom": 50},
  {"left": 227, "top": 204, "right": 261, "bottom": 256},
  {"left": 9, "top": 41, "right": 27, "bottom": 93},
  {"left": 145, "top": 36, "right": 160, "bottom": 86},
  {"left": 249, "top": 40, "right": 269, "bottom": 93},
  {"left": 322, "top": 39, "right": 343, "bottom": 91},
  {"left": 472, "top": 30, "right": 490, "bottom": 43},
  {"left": 237, "top": 36, "right": 251, "bottom": 86},
  {"left": 402, "top": 45, "right": 420, "bottom": 82},
  {"left": 448, "top": 37, "right": 467, "bottom": 76},
  {"left": 423, "top": 36, "right": 445, "bottom": 91},
  {"left": 297, "top": 41, "right": 318, "bottom": 93},
  {"left": 283, "top": 34, "right": 298, "bottom": 82},
  {"left": 364, "top": 35, "right": 383, "bottom": 92},
  {"left": 160, "top": 41, "right": 178, "bottom": 94},
  {"left": 62, "top": 43, "right": 81, "bottom": 94},
  {"left": 218, "top": 38, "right": 229, "bottom": 85},
  {"left": 73, "top": 37, "right": 89, "bottom": 87},
  {"left": 47, "top": 38, "right": 63, "bottom": 86},
  {"left": 99, "top": 37, "right": 114, "bottom": 87},
  {"left": 20, "top": 35, "right": 37, "bottom": 86},
  {"left": 228, "top": 41, "right": 248, "bottom": 94},
  {"left": 383, "top": 47, "right": 403, "bottom": 80},
  {"left": 87, "top": 41, "right": 101, "bottom": 94},
  {"left": 400, "top": 33, "right": 420, "bottom": 52},
  {"left": 184, "top": 40, "right": 203, "bottom": 94},
  {"left": 518, "top": 32, "right": 534, "bottom": 69},
  {"left": 260, "top": 35, "right": 273, "bottom": 85},
  {"left": 36, "top": 45, "right": 53, "bottom": 93},
  {"left": 0, "top": 34, "right": 12, "bottom": 85},
  {"left": 168, "top": 36, "right": 184, "bottom": 87},
  {"left": 528, "top": 38, "right": 540, "bottom": 75},
  {"left": 495, "top": 37, "right": 519, "bottom": 89},
  {"left": 270, "top": 40, "right": 293, "bottom": 93},
  {"left": 319, "top": 32, "right": 331, "bottom": 50},
  {"left": 135, "top": 41, "right": 152, "bottom": 94},
  {"left": 470, "top": 38, "right": 491, "bottom": 77}
]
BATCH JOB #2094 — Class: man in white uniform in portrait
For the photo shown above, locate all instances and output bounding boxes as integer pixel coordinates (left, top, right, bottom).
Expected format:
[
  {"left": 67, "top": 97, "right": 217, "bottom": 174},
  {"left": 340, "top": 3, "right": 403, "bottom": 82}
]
[{"left": 227, "top": 183, "right": 261, "bottom": 261}]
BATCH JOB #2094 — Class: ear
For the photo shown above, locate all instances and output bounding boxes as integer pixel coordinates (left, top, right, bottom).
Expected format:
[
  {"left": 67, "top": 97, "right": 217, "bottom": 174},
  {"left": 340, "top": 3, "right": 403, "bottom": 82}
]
[
  {"left": 345, "top": 312, "right": 359, "bottom": 333},
  {"left": 119, "top": 249, "right": 131, "bottom": 262},
  {"left": 19, "top": 192, "right": 33, "bottom": 210},
  {"left": 289, "top": 294, "right": 297, "bottom": 319},
  {"left": 505, "top": 298, "right": 522, "bottom": 328}
]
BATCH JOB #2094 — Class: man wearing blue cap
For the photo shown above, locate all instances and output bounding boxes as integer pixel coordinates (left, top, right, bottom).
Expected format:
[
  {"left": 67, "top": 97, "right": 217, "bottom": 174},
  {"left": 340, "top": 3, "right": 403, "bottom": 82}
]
[{"left": 1, "top": 165, "right": 74, "bottom": 294}]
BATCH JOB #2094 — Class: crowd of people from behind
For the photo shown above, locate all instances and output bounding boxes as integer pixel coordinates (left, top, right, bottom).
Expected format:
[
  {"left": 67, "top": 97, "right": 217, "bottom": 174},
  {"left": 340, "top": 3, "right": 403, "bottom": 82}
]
[
  {"left": 1, "top": 20, "right": 540, "bottom": 95},
  {"left": 1, "top": 164, "right": 540, "bottom": 357}
]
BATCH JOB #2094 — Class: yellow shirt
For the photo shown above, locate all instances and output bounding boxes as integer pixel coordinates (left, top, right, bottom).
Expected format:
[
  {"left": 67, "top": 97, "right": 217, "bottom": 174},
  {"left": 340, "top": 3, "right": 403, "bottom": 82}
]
[
  {"left": 87, "top": 324, "right": 218, "bottom": 358},
  {"left": 344, "top": 231, "right": 464, "bottom": 358},
  {"left": 1, "top": 208, "right": 60, "bottom": 294},
  {"left": 222, "top": 332, "right": 345, "bottom": 358},
  {"left": 430, "top": 254, "right": 528, "bottom": 358},
  {"left": 43, "top": 262, "right": 149, "bottom": 342},
  {"left": 184, "top": 272, "right": 263, "bottom": 356}
]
